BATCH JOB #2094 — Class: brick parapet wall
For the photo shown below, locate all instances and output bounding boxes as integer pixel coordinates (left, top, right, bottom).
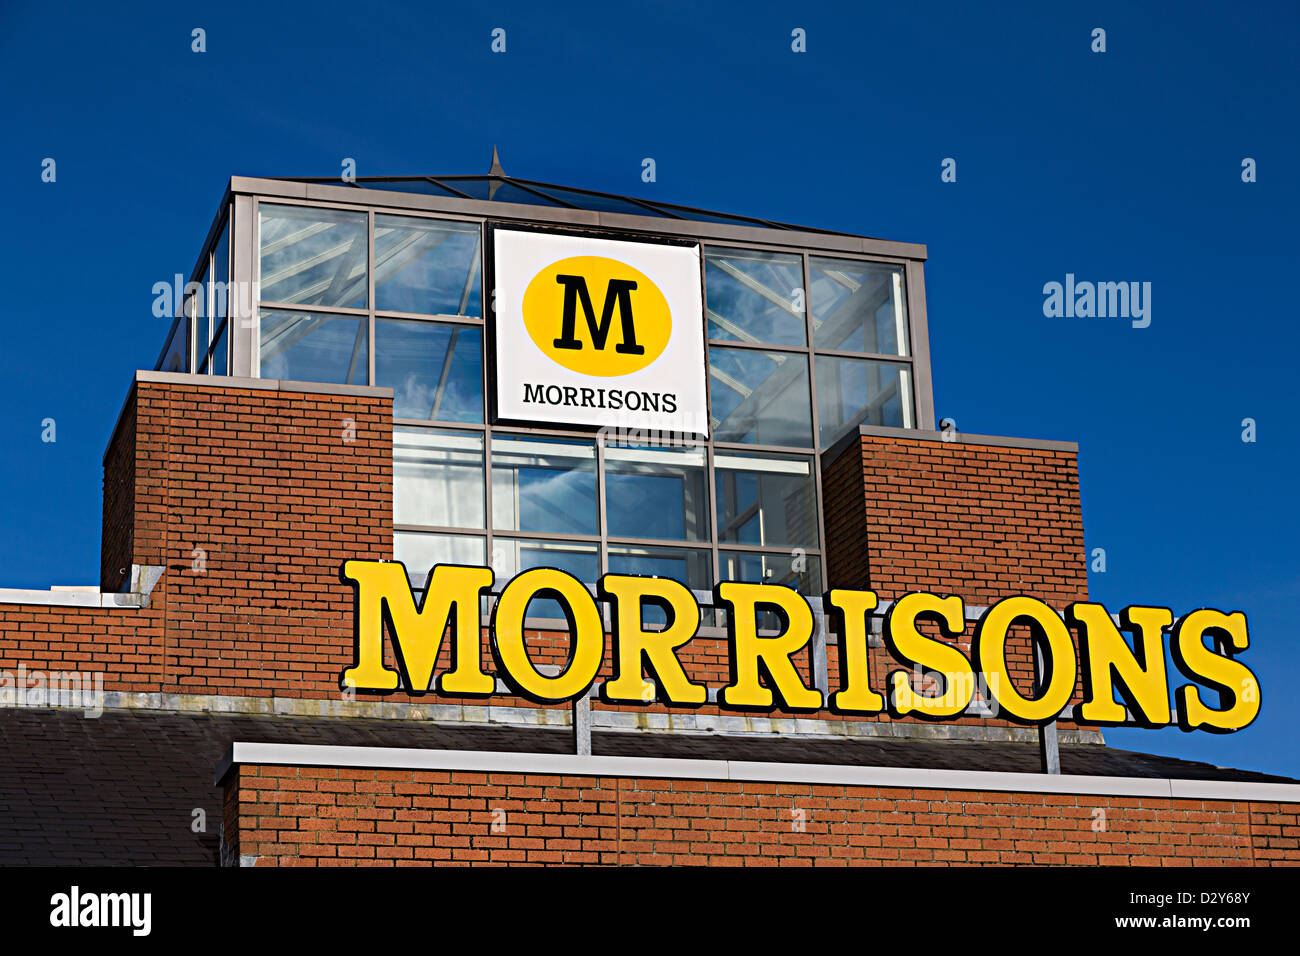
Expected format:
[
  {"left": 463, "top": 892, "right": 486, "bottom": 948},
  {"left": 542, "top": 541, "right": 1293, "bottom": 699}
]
[
  {"left": 100, "top": 390, "right": 137, "bottom": 593},
  {"left": 823, "top": 431, "right": 1088, "bottom": 606},
  {"left": 224, "top": 763, "right": 1299, "bottom": 866},
  {"left": 820, "top": 431, "right": 1090, "bottom": 725},
  {"left": 0, "top": 377, "right": 392, "bottom": 698},
  {"left": 5, "top": 383, "right": 1088, "bottom": 730}
]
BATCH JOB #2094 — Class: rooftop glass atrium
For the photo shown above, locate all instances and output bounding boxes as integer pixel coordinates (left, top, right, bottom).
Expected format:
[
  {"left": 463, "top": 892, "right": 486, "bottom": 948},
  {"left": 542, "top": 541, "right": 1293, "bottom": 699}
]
[{"left": 153, "top": 160, "right": 934, "bottom": 605}]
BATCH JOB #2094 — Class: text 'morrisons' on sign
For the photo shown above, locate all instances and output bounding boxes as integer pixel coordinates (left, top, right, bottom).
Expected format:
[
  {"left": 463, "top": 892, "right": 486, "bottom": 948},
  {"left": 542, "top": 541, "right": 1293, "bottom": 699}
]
[
  {"left": 339, "top": 560, "right": 1261, "bottom": 735},
  {"left": 490, "top": 227, "right": 709, "bottom": 435}
]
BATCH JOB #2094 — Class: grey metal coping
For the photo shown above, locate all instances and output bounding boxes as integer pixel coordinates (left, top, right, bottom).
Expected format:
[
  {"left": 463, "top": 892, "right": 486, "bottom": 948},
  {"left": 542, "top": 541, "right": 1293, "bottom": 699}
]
[
  {"left": 214, "top": 741, "right": 1300, "bottom": 803},
  {"left": 134, "top": 369, "right": 394, "bottom": 398},
  {"left": 822, "top": 422, "right": 1079, "bottom": 467}
]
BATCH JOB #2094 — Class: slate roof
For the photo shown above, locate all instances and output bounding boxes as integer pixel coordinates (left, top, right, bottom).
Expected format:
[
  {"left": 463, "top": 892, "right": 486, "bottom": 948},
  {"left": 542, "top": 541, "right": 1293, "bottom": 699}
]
[{"left": 0, "top": 707, "right": 1292, "bottom": 866}]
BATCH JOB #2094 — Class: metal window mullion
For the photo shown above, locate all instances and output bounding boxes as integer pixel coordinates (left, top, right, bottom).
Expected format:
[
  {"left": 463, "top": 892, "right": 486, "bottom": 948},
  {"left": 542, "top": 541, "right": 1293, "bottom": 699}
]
[
  {"left": 604, "top": 534, "right": 720, "bottom": 550},
  {"left": 813, "top": 348, "right": 915, "bottom": 365},
  {"left": 714, "top": 542, "right": 822, "bottom": 556},
  {"left": 395, "top": 525, "right": 489, "bottom": 539},
  {"left": 493, "top": 528, "right": 602, "bottom": 544},
  {"left": 706, "top": 338, "right": 810, "bottom": 355},
  {"left": 699, "top": 244, "right": 721, "bottom": 594},
  {"left": 484, "top": 425, "right": 496, "bottom": 584},
  {"left": 480, "top": 217, "right": 495, "bottom": 588},
  {"left": 257, "top": 300, "right": 370, "bottom": 317},
  {"left": 904, "top": 260, "right": 934, "bottom": 430},
  {"left": 710, "top": 440, "right": 816, "bottom": 455},
  {"left": 394, "top": 417, "right": 487, "bottom": 431},
  {"left": 367, "top": 210, "right": 376, "bottom": 386},
  {"left": 596, "top": 431, "right": 608, "bottom": 580},
  {"left": 801, "top": 251, "right": 830, "bottom": 693},
  {"left": 373, "top": 309, "right": 484, "bottom": 326}
]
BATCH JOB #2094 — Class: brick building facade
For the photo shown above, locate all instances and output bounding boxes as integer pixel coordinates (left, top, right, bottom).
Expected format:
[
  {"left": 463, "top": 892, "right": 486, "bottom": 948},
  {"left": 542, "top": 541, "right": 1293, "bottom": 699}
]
[{"left": 1, "top": 170, "right": 1294, "bottom": 866}]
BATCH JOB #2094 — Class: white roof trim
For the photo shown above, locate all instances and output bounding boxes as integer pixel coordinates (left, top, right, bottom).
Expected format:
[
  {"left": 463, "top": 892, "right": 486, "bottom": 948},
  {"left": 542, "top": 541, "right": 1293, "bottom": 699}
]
[{"left": 215, "top": 741, "right": 1300, "bottom": 802}]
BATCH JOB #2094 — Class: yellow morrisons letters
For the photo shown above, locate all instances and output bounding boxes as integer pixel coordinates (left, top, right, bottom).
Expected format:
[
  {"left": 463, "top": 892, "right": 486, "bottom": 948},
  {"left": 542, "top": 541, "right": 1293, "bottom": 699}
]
[{"left": 339, "top": 560, "right": 1262, "bottom": 734}]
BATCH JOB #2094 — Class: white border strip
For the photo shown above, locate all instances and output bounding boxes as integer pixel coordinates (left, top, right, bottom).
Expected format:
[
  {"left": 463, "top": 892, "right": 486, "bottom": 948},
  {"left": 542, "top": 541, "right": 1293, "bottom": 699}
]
[
  {"left": 0, "top": 587, "right": 146, "bottom": 608},
  {"left": 216, "top": 742, "right": 1300, "bottom": 803}
]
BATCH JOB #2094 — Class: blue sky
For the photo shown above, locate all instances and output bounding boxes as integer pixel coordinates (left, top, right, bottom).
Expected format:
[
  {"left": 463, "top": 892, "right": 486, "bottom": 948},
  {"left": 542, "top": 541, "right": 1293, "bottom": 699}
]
[{"left": 1, "top": 1, "right": 1296, "bottom": 776}]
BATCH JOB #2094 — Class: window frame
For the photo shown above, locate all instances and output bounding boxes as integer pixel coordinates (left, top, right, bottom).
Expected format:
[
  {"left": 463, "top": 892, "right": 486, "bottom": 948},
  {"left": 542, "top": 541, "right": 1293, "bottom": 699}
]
[{"left": 178, "top": 186, "right": 937, "bottom": 628}]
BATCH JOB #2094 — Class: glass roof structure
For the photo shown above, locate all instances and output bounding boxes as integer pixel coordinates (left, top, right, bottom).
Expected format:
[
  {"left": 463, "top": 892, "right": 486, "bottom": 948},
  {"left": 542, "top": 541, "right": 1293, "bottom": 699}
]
[{"left": 271, "top": 174, "right": 861, "bottom": 237}]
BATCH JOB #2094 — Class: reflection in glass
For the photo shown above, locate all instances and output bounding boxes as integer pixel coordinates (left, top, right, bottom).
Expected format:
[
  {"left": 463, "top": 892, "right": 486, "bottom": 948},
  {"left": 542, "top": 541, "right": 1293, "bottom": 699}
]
[
  {"left": 258, "top": 309, "right": 368, "bottom": 385},
  {"left": 259, "top": 204, "right": 367, "bottom": 309},
  {"left": 158, "top": 316, "right": 189, "bottom": 372},
  {"left": 209, "top": 321, "right": 228, "bottom": 376},
  {"left": 708, "top": 346, "right": 813, "bottom": 447},
  {"left": 394, "top": 531, "right": 487, "bottom": 593},
  {"left": 608, "top": 545, "right": 712, "bottom": 627},
  {"left": 705, "top": 248, "right": 806, "bottom": 346},
  {"left": 810, "top": 257, "right": 909, "bottom": 356},
  {"left": 519, "top": 183, "right": 665, "bottom": 216},
  {"left": 815, "top": 356, "right": 912, "bottom": 449},
  {"left": 719, "top": 549, "right": 822, "bottom": 595},
  {"left": 377, "top": 320, "right": 483, "bottom": 422},
  {"left": 209, "top": 223, "right": 230, "bottom": 337},
  {"left": 491, "top": 436, "right": 598, "bottom": 536},
  {"left": 603, "top": 445, "right": 709, "bottom": 542},
  {"left": 393, "top": 429, "right": 485, "bottom": 529},
  {"left": 374, "top": 215, "right": 481, "bottom": 316},
  {"left": 493, "top": 539, "right": 599, "bottom": 620},
  {"left": 714, "top": 453, "right": 818, "bottom": 549}
]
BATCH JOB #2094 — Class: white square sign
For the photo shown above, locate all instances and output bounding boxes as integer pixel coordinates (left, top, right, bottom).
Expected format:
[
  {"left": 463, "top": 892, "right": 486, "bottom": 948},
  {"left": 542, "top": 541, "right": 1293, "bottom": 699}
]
[{"left": 490, "top": 228, "right": 708, "bottom": 437}]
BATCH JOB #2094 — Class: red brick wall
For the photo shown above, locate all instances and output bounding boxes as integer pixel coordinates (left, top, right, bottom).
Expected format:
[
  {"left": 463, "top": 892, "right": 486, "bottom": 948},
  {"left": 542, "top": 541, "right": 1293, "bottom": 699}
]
[
  {"left": 100, "top": 390, "right": 137, "bottom": 593},
  {"left": 223, "top": 763, "right": 1299, "bottom": 866},
  {"left": 3, "top": 383, "right": 1098, "bottom": 729},
  {"left": 132, "top": 381, "right": 391, "bottom": 697},
  {"left": 823, "top": 432, "right": 1088, "bottom": 606},
  {"left": 0, "top": 377, "right": 392, "bottom": 698},
  {"left": 821, "top": 432, "right": 1090, "bottom": 724}
]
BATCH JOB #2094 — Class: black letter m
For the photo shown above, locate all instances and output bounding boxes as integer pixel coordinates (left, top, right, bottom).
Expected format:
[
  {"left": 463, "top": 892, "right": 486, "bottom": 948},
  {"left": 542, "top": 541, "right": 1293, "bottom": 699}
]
[{"left": 552, "top": 275, "right": 645, "bottom": 355}]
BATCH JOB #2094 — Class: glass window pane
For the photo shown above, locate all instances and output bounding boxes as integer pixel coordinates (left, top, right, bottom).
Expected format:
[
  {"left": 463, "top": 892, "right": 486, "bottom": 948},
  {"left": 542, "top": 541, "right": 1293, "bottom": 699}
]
[
  {"left": 810, "top": 257, "right": 909, "bottom": 356},
  {"left": 394, "top": 428, "right": 485, "bottom": 529},
  {"left": 714, "top": 452, "right": 818, "bottom": 549},
  {"left": 258, "top": 309, "right": 368, "bottom": 385},
  {"left": 705, "top": 248, "right": 805, "bottom": 346},
  {"left": 377, "top": 319, "right": 483, "bottom": 422},
  {"left": 189, "top": 257, "right": 208, "bottom": 359},
  {"left": 493, "top": 539, "right": 599, "bottom": 621},
  {"left": 210, "top": 222, "right": 230, "bottom": 330},
  {"left": 657, "top": 204, "right": 768, "bottom": 227},
  {"left": 374, "top": 215, "right": 481, "bottom": 316},
  {"left": 603, "top": 445, "right": 709, "bottom": 542},
  {"left": 158, "top": 316, "right": 189, "bottom": 372},
  {"left": 708, "top": 346, "right": 813, "bottom": 447},
  {"left": 434, "top": 179, "right": 570, "bottom": 207},
  {"left": 607, "top": 545, "right": 712, "bottom": 628},
  {"left": 491, "top": 436, "right": 598, "bottom": 536},
  {"left": 210, "top": 320, "right": 228, "bottom": 376},
  {"left": 519, "top": 184, "right": 667, "bottom": 216},
  {"left": 815, "top": 356, "right": 913, "bottom": 449},
  {"left": 259, "top": 204, "right": 367, "bottom": 309},
  {"left": 720, "top": 550, "right": 822, "bottom": 596},
  {"left": 395, "top": 531, "right": 487, "bottom": 592},
  {"left": 360, "top": 179, "right": 466, "bottom": 198}
]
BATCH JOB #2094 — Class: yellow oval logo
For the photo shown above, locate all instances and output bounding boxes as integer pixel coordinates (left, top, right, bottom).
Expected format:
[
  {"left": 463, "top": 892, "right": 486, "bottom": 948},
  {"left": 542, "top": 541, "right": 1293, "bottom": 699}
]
[{"left": 522, "top": 255, "right": 671, "bottom": 377}]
